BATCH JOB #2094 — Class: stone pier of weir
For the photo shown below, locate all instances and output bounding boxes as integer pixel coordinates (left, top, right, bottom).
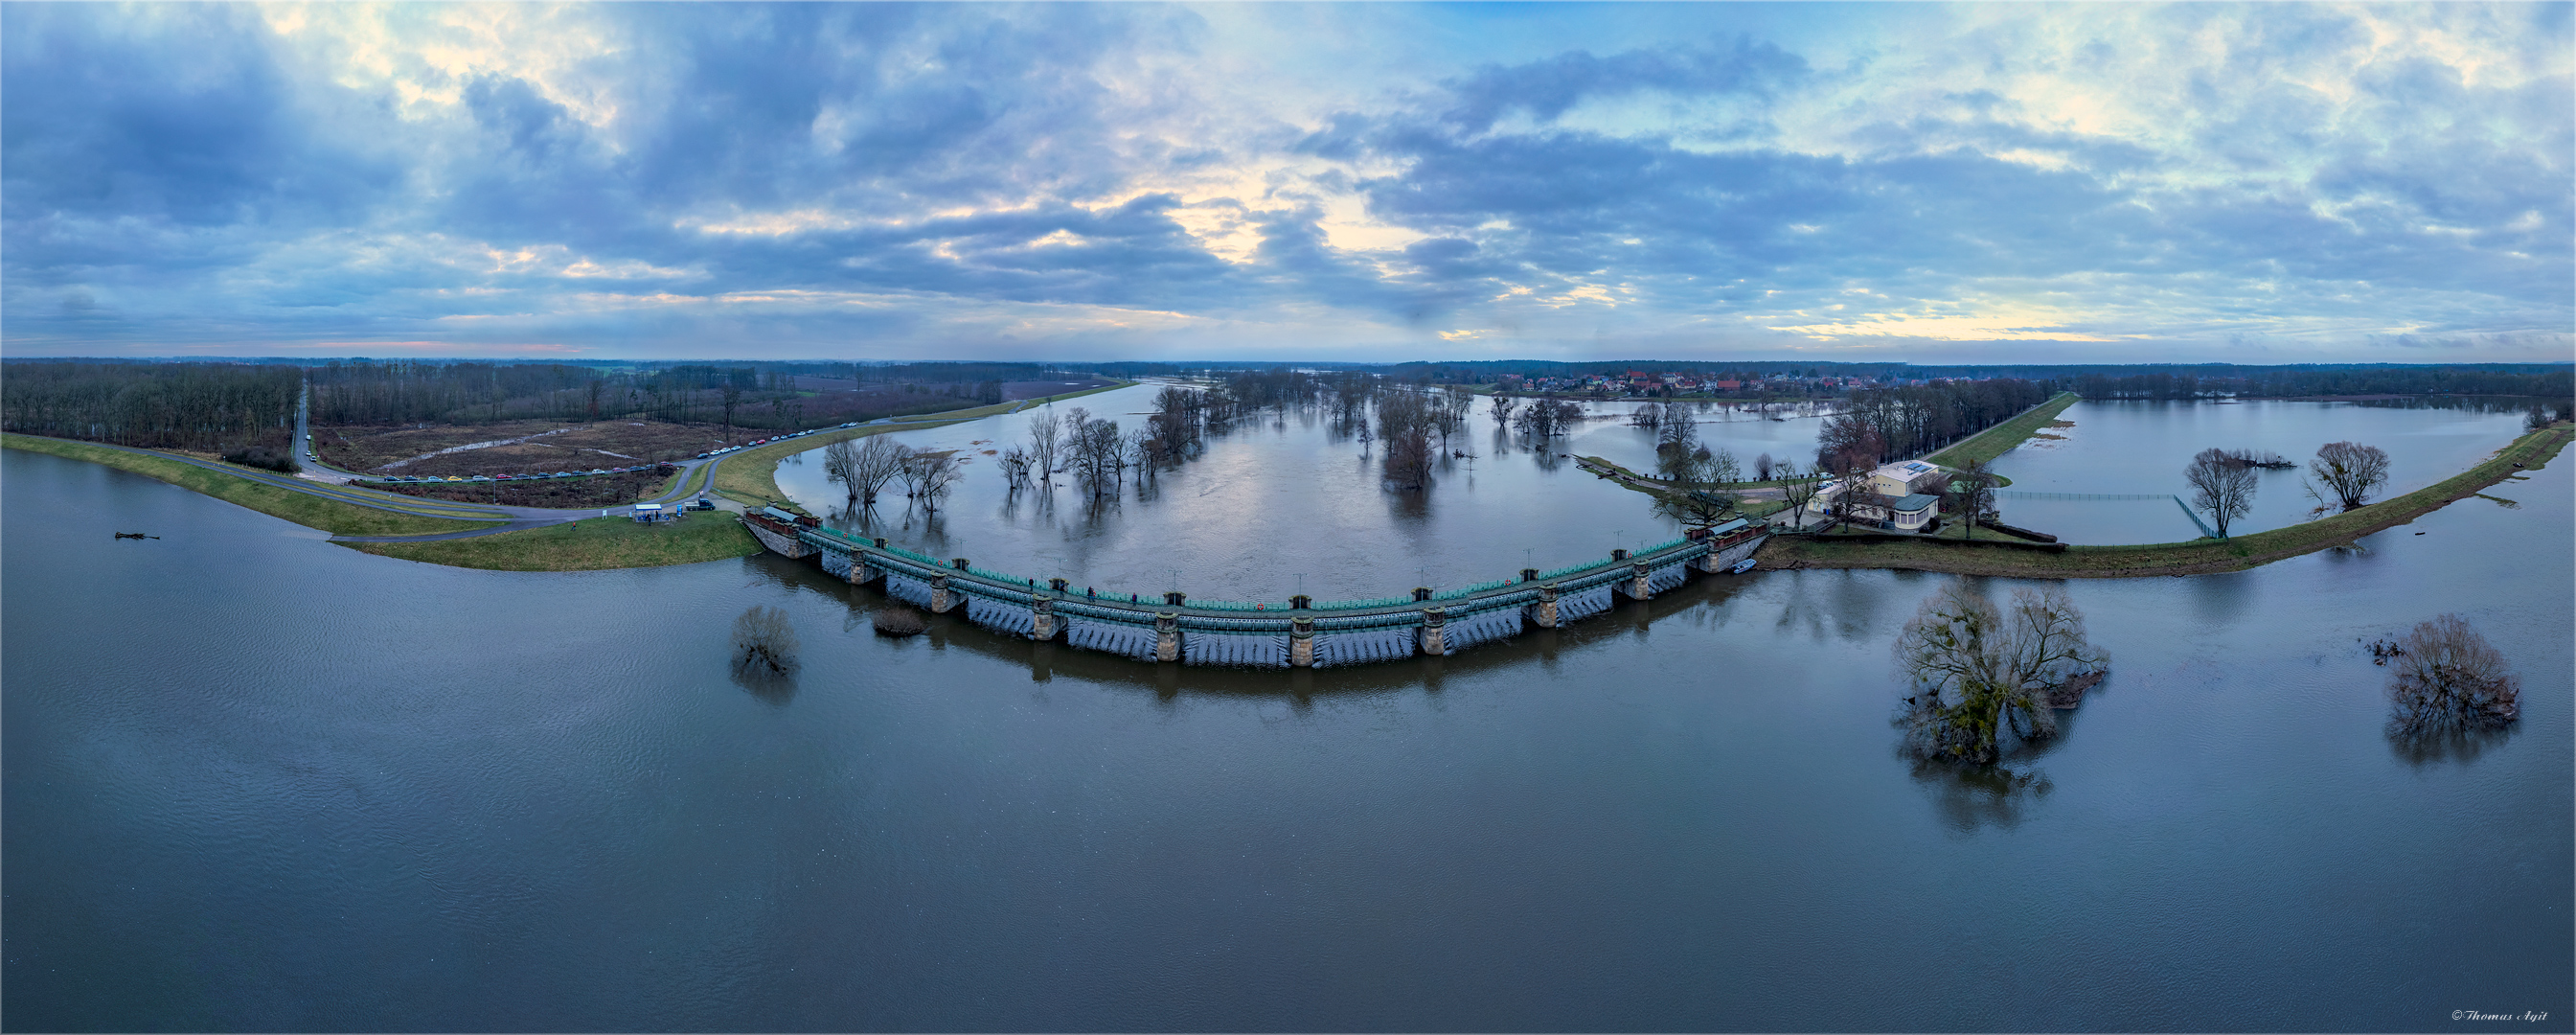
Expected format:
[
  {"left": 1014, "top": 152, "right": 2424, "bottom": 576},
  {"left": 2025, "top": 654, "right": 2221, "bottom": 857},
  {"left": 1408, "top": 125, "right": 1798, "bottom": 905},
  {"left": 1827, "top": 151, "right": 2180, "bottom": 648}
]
[{"left": 744, "top": 510, "right": 1769, "bottom": 670}]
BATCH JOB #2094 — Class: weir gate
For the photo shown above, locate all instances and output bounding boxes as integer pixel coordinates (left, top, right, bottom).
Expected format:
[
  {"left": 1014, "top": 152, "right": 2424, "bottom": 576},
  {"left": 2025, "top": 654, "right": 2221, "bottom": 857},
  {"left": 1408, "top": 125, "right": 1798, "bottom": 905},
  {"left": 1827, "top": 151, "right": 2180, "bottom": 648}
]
[{"left": 741, "top": 509, "right": 1769, "bottom": 669}]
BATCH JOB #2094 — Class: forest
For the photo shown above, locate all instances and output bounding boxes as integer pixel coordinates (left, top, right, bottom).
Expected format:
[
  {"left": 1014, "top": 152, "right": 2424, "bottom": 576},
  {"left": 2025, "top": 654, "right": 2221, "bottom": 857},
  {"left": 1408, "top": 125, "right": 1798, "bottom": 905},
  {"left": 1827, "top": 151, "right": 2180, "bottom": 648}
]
[
  {"left": 305, "top": 360, "right": 1006, "bottom": 430},
  {"left": 1, "top": 361, "right": 299, "bottom": 451}
]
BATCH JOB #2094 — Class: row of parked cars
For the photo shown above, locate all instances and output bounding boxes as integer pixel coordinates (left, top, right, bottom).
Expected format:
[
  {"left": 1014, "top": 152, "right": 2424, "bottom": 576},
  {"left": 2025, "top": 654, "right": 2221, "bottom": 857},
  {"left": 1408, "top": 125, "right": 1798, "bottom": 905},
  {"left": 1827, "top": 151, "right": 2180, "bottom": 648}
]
[
  {"left": 364, "top": 463, "right": 675, "bottom": 485},
  {"left": 694, "top": 422, "right": 863, "bottom": 460}
]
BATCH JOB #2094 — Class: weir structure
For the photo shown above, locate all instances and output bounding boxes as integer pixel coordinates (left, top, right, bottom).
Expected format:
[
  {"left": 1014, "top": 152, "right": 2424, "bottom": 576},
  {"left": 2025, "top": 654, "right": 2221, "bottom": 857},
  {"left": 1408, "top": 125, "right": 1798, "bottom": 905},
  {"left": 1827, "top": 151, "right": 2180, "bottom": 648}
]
[{"left": 741, "top": 505, "right": 1768, "bottom": 669}]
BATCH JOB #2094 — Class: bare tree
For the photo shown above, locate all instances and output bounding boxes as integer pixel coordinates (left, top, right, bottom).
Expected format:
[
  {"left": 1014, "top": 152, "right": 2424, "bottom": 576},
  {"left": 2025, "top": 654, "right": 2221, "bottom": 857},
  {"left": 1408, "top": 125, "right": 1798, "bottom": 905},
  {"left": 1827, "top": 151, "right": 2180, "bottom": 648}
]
[
  {"left": 890, "top": 442, "right": 927, "bottom": 498},
  {"left": 1654, "top": 479, "right": 1740, "bottom": 530},
  {"left": 719, "top": 382, "right": 742, "bottom": 439},
  {"left": 844, "top": 435, "right": 905, "bottom": 506},
  {"left": 1127, "top": 427, "right": 1158, "bottom": 479},
  {"left": 730, "top": 605, "right": 800, "bottom": 676},
  {"left": 1754, "top": 452, "right": 1775, "bottom": 482},
  {"left": 1815, "top": 410, "right": 1884, "bottom": 472},
  {"left": 1825, "top": 450, "right": 1879, "bottom": 532},
  {"left": 1940, "top": 458, "right": 1999, "bottom": 540},
  {"left": 1630, "top": 403, "right": 1662, "bottom": 430},
  {"left": 913, "top": 449, "right": 962, "bottom": 514},
  {"left": 1061, "top": 407, "right": 1123, "bottom": 497},
  {"left": 1490, "top": 393, "right": 1517, "bottom": 426},
  {"left": 1777, "top": 462, "right": 1821, "bottom": 529},
  {"left": 1894, "top": 582, "right": 2109, "bottom": 764},
  {"left": 1026, "top": 409, "right": 1060, "bottom": 485},
  {"left": 2385, "top": 613, "right": 2520, "bottom": 740},
  {"left": 997, "top": 445, "right": 1033, "bottom": 488},
  {"left": 2308, "top": 441, "right": 2390, "bottom": 512},
  {"left": 822, "top": 437, "right": 861, "bottom": 500},
  {"left": 2185, "top": 447, "right": 2258, "bottom": 538},
  {"left": 1706, "top": 447, "right": 1741, "bottom": 487}
]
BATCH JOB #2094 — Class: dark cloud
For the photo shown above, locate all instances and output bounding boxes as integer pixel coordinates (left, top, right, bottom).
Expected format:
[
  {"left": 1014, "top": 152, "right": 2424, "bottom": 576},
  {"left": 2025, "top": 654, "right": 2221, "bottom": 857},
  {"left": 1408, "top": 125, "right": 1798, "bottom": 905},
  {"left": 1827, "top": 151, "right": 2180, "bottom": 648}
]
[{"left": 1, "top": 4, "right": 2565, "bottom": 359}]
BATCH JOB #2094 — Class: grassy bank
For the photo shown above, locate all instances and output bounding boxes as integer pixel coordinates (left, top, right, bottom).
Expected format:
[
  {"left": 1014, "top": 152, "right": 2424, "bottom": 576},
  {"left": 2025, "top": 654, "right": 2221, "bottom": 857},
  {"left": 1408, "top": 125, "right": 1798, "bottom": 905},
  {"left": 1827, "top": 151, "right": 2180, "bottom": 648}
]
[
  {"left": 1762, "top": 423, "right": 2571, "bottom": 578},
  {"left": 5, "top": 433, "right": 503, "bottom": 537},
  {"left": 710, "top": 380, "right": 1129, "bottom": 507},
  {"left": 1925, "top": 391, "right": 2081, "bottom": 468},
  {"left": 345, "top": 510, "right": 760, "bottom": 571}
]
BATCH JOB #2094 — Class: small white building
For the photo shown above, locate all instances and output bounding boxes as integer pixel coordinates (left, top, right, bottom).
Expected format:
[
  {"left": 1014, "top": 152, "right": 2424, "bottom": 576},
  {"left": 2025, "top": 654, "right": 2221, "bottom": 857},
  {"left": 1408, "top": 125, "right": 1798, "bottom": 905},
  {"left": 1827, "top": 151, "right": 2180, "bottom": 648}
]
[
  {"left": 1868, "top": 460, "right": 1947, "bottom": 497},
  {"left": 1806, "top": 460, "right": 1950, "bottom": 532}
]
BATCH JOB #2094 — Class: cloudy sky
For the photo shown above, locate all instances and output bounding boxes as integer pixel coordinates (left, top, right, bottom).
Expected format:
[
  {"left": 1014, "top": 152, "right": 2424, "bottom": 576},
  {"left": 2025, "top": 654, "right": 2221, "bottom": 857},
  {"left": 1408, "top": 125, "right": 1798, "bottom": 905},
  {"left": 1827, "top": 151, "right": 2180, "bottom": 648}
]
[{"left": 4, "top": 3, "right": 2568, "bottom": 363}]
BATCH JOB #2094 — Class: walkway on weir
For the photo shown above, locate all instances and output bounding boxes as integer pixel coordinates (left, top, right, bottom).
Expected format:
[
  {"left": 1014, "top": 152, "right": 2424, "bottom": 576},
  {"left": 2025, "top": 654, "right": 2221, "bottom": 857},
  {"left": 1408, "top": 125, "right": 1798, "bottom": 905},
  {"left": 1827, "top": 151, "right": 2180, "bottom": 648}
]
[{"left": 741, "top": 507, "right": 1773, "bottom": 668}]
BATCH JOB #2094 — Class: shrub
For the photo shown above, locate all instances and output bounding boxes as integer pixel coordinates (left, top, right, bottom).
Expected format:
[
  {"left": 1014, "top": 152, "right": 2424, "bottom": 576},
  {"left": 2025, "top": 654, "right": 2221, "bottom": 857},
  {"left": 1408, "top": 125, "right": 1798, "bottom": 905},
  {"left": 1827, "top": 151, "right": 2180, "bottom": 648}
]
[
  {"left": 872, "top": 607, "right": 926, "bottom": 637},
  {"left": 220, "top": 444, "right": 300, "bottom": 473}
]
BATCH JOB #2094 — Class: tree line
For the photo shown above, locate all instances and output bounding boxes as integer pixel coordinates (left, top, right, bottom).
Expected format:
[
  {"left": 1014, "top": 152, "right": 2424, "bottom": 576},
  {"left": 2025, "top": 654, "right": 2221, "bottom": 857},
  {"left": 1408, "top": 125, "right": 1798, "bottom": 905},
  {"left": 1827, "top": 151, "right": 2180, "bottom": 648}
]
[
  {"left": 2, "top": 361, "right": 299, "bottom": 451},
  {"left": 1814, "top": 379, "right": 2058, "bottom": 472}
]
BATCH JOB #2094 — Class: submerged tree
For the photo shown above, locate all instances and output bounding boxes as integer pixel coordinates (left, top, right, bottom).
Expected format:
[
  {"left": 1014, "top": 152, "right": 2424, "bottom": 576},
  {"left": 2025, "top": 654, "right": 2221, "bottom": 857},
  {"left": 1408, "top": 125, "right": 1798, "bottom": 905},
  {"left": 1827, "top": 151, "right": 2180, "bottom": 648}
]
[
  {"left": 1026, "top": 408, "right": 1061, "bottom": 485},
  {"left": 827, "top": 434, "right": 906, "bottom": 506},
  {"left": 2184, "top": 447, "right": 2258, "bottom": 538},
  {"left": 2308, "top": 441, "right": 2390, "bottom": 512},
  {"left": 912, "top": 448, "right": 963, "bottom": 514},
  {"left": 1894, "top": 582, "right": 2108, "bottom": 764},
  {"left": 1379, "top": 391, "right": 1436, "bottom": 489},
  {"left": 731, "top": 605, "right": 801, "bottom": 677},
  {"left": 2385, "top": 613, "right": 2519, "bottom": 743}
]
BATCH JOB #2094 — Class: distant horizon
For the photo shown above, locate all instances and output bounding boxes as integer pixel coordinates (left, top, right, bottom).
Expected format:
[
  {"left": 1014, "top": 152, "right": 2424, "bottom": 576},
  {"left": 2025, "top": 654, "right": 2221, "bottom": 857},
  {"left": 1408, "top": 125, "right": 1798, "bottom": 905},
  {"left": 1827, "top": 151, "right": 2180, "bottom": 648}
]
[
  {"left": 6, "top": 353, "right": 2571, "bottom": 374},
  {"left": 6, "top": 4, "right": 2570, "bottom": 363}
]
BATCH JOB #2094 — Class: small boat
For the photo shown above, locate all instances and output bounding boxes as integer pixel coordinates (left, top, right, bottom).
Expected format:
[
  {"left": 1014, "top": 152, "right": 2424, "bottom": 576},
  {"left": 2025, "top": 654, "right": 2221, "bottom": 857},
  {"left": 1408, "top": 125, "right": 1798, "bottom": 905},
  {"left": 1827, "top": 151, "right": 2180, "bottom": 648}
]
[{"left": 1728, "top": 557, "right": 1758, "bottom": 574}]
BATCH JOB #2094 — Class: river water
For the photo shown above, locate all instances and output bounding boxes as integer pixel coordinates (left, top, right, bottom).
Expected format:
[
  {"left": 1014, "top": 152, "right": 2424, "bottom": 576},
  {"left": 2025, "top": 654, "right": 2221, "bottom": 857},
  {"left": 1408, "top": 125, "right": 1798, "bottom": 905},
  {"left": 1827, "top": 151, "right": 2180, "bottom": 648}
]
[{"left": 4, "top": 418, "right": 2570, "bottom": 1030}]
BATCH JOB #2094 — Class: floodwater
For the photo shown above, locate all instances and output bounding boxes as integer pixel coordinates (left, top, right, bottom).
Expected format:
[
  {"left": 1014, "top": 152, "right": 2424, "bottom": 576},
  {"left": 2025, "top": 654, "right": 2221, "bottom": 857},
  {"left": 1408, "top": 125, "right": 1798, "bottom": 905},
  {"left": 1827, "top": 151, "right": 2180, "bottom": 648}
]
[
  {"left": 4, "top": 421, "right": 2569, "bottom": 1031},
  {"left": 771, "top": 386, "right": 2535, "bottom": 596},
  {"left": 770, "top": 384, "right": 1751, "bottom": 603},
  {"left": 1986, "top": 399, "right": 2535, "bottom": 544}
]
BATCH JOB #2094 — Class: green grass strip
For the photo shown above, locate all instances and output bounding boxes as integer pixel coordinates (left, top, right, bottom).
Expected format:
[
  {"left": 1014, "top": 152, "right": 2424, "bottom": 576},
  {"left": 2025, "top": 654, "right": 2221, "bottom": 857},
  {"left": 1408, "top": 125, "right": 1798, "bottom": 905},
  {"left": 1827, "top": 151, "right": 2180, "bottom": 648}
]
[
  {"left": 343, "top": 510, "right": 760, "bottom": 571},
  {"left": 5, "top": 433, "right": 504, "bottom": 537},
  {"left": 1925, "top": 391, "right": 2081, "bottom": 468}
]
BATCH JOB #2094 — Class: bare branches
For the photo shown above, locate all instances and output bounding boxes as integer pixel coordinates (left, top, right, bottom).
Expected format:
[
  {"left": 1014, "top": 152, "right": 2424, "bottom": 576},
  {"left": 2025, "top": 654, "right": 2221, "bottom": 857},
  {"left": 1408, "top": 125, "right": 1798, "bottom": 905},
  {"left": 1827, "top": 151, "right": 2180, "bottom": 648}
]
[
  {"left": 1894, "top": 582, "right": 2108, "bottom": 764},
  {"left": 2310, "top": 441, "right": 2390, "bottom": 511},
  {"left": 2386, "top": 613, "right": 2519, "bottom": 742},
  {"left": 1940, "top": 458, "right": 1999, "bottom": 540},
  {"left": 826, "top": 434, "right": 905, "bottom": 506},
  {"left": 730, "top": 605, "right": 800, "bottom": 676},
  {"left": 1026, "top": 409, "right": 1060, "bottom": 486},
  {"left": 903, "top": 448, "right": 962, "bottom": 514},
  {"left": 2184, "top": 447, "right": 2259, "bottom": 538}
]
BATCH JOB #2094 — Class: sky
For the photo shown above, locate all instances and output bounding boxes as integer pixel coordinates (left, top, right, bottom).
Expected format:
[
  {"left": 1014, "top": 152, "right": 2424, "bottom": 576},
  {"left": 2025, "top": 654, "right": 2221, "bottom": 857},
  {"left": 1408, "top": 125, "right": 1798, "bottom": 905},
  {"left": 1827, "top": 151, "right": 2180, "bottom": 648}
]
[{"left": 4, "top": 2, "right": 2570, "bottom": 364}]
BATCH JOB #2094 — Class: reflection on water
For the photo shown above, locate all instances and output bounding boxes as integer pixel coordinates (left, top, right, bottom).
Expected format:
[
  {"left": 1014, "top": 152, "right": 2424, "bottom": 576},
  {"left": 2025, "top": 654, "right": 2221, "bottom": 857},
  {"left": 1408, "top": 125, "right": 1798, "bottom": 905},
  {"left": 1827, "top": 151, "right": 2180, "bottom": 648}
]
[
  {"left": 1909, "top": 758, "right": 2055, "bottom": 833},
  {"left": 4, "top": 443, "right": 2570, "bottom": 1032},
  {"left": 1986, "top": 399, "right": 2529, "bottom": 543}
]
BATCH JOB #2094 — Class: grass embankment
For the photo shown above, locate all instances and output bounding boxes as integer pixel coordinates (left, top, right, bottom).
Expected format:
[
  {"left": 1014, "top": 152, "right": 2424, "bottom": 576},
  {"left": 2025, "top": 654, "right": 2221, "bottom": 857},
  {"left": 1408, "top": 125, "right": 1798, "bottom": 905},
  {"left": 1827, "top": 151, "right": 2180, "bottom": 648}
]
[
  {"left": 1925, "top": 392, "right": 2080, "bottom": 468},
  {"left": 1761, "top": 423, "right": 2573, "bottom": 578},
  {"left": 4, "top": 432, "right": 503, "bottom": 537},
  {"left": 345, "top": 510, "right": 760, "bottom": 571},
  {"left": 710, "top": 380, "right": 1130, "bottom": 508}
]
